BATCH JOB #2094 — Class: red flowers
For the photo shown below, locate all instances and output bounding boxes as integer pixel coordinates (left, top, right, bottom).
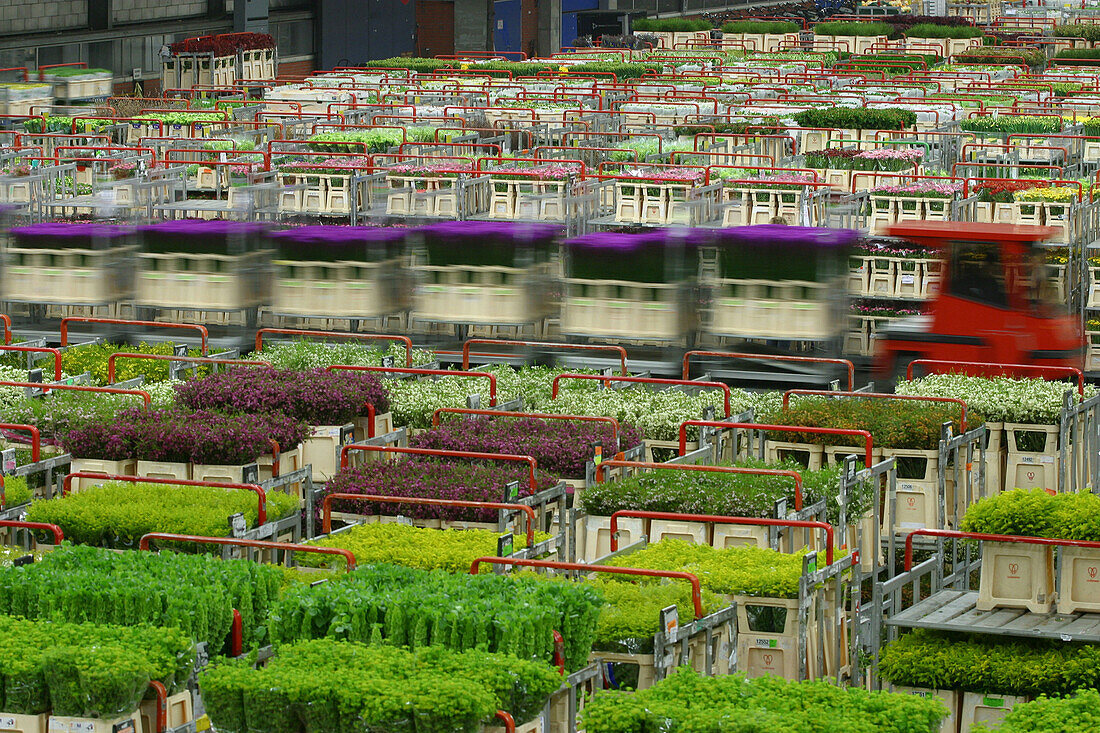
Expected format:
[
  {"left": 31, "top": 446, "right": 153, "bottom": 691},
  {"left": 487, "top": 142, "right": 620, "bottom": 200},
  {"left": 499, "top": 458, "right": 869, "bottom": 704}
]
[{"left": 169, "top": 33, "right": 275, "bottom": 56}]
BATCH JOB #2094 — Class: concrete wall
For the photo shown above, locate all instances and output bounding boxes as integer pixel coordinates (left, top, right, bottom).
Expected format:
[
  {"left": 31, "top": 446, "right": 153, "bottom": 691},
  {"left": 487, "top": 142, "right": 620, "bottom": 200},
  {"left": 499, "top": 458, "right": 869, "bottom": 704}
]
[
  {"left": 114, "top": 0, "right": 208, "bottom": 23},
  {"left": 0, "top": 0, "right": 88, "bottom": 34},
  {"left": 454, "top": 0, "right": 492, "bottom": 52}
]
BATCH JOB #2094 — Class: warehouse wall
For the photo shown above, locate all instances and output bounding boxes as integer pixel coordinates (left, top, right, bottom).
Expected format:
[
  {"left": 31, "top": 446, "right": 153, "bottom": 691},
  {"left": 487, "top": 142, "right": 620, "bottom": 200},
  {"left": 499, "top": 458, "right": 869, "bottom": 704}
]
[
  {"left": 114, "top": 0, "right": 208, "bottom": 23},
  {"left": 0, "top": 0, "right": 89, "bottom": 34}
]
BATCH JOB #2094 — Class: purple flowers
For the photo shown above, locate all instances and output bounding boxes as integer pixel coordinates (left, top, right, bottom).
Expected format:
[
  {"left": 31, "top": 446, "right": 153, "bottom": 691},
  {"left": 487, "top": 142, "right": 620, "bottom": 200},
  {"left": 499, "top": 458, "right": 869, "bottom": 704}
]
[
  {"left": 409, "top": 416, "right": 642, "bottom": 479},
  {"left": 63, "top": 408, "right": 310, "bottom": 464},
  {"left": 174, "top": 368, "right": 389, "bottom": 425},
  {"left": 323, "top": 460, "right": 559, "bottom": 522}
]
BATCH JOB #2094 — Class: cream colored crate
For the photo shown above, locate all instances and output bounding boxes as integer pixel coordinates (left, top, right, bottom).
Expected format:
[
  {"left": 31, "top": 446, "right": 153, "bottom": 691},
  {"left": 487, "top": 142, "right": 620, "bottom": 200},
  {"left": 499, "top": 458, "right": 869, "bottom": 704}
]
[
  {"left": 713, "top": 522, "right": 769, "bottom": 549},
  {"left": 484, "top": 716, "right": 543, "bottom": 733},
  {"left": 576, "top": 514, "right": 643, "bottom": 563},
  {"left": 866, "top": 256, "right": 897, "bottom": 297},
  {"left": 844, "top": 315, "right": 870, "bottom": 356},
  {"left": 731, "top": 595, "right": 802, "bottom": 680},
  {"left": 977, "top": 540, "right": 1055, "bottom": 614},
  {"left": 50, "top": 73, "right": 113, "bottom": 99},
  {"left": 136, "top": 460, "right": 190, "bottom": 481},
  {"left": 139, "top": 691, "right": 193, "bottom": 733},
  {"left": 0, "top": 713, "right": 47, "bottom": 733},
  {"left": 1056, "top": 545, "right": 1100, "bottom": 614},
  {"left": 883, "top": 481, "right": 939, "bottom": 534},
  {"left": 191, "top": 461, "right": 256, "bottom": 484},
  {"left": 765, "top": 441, "right": 824, "bottom": 471},
  {"left": 0, "top": 179, "right": 34, "bottom": 204},
  {"left": 68, "top": 458, "right": 137, "bottom": 492},
  {"left": 5, "top": 246, "right": 133, "bottom": 305},
  {"left": 706, "top": 279, "right": 832, "bottom": 340},
  {"left": 920, "top": 259, "right": 944, "bottom": 298},
  {"left": 562, "top": 278, "right": 683, "bottom": 340},
  {"left": 588, "top": 649, "right": 658, "bottom": 689},
  {"left": 649, "top": 519, "right": 709, "bottom": 545},
  {"left": 414, "top": 265, "right": 548, "bottom": 325},
  {"left": 272, "top": 259, "right": 403, "bottom": 318},
  {"left": 301, "top": 423, "right": 354, "bottom": 483},
  {"left": 847, "top": 256, "right": 869, "bottom": 296},
  {"left": 960, "top": 692, "right": 1027, "bottom": 733},
  {"left": 136, "top": 251, "right": 267, "bottom": 312},
  {"left": 48, "top": 711, "right": 141, "bottom": 733},
  {"left": 1089, "top": 267, "right": 1100, "bottom": 308},
  {"left": 888, "top": 687, "right": 958, "bottom": 733},
  {"left": 823, "top": 445, "right": 883, "bottom": 469}
]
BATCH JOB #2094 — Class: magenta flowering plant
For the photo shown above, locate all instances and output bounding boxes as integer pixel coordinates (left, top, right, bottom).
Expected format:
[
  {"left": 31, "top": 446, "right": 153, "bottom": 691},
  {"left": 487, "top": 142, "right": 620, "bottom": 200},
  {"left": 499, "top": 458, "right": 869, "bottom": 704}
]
[
  {"left": 62, "top": 408, "right": 310, "bottom": 464},
  {"left": 174, "top": 368, "right": 389, "bottom": 425},
  {"left": 870, "top": 181, "right": 963, "bottom": 199},
  {"left": 805, "top": 146, "right": 923, "bottom": 171},
  {"left": 322, "top": 460, "right": 559, "bottom": 523},
  {"left": 409, "top": 416, "right": 643, "bottom": 479}
]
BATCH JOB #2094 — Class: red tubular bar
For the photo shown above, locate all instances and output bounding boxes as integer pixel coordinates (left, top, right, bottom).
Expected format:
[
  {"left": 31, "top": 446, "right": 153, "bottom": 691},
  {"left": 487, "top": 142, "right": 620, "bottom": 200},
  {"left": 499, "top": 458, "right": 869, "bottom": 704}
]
[
  {"left": 321, "top": 492, "right": 536, "bottom": 543},
  {"left": 431, "top": 408, "right": 620, "bottom": 446},
  {"left": 0, "top": 314, "right": 9, "bottom": 344},
  {"left": 148, "top": 681, "right": 167, "bottom": 733},
  {"left": 679, "top": 421, "right": 874, "bottom": 467},
  {"left": 107, "top": 353, "right": 272, "bottom": 384},
  {"left": 255, "top": 328, "right": 414, "bottom": 366},
  {"left": 64, "top": 472, "right": 267, "bottom": 525},
  {"left": 339, "top": 444, "right": 540, "bottom": 490},
  {"left": 469, "top": 556, "right": 705, "bottom": 617},
  {"left": 494, "top": 712, "right": 516, "bottom": 733},
  {"left": 906, "top": 359, "right": 1085, "bottom": 397},
  {"left": 682, "top": 350, "right": 855, "bottom": 391},
  {"left": 0, "top": 520, "right": 64, "bottom": 544},
  {"left": 462, "top": 339, "right": 628, "bottom": 375},
  {"left": 904, "top": 528, "right": 1100, "bottom": 571},
  {"left": 595, "top": 460, "right": 803, "bottom": 510},
  {"left": 0, "top": 423, "right": 40, "bottom": 462},
  {"left": 782, "top": 390, "right": 969, "bottom": 433},
  {"left": 60, "top": 318, "right": 209, "bottom": 355},
  {"left": 138, "top": 532, "right": 358, "bottom": 570},
  {"left": 0, "top": 345, "right": 62, "bottom": 380},
  {"left": 609, "top": 510, "right": 833, "bottom": 563},
  {"left": 551, "top": 373, "right": 733, "bottom": 417},
  {"left": 231, "top": 609, "right": 243, "bottom": 657},
  {"left": 326, "top": 365, "right": 497, "bottom": 406},
  {"left": 0, "top": 382, "right": 151, "bottom": 410}
]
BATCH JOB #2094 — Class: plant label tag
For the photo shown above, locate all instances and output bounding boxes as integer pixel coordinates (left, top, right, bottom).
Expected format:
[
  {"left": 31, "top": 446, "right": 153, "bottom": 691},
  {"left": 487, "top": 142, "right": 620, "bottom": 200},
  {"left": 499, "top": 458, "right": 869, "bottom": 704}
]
[
  {"left": 396, "top": 515, "right": 412, "bottom": 526},
  {"left": 504, "top": 480, "right": 519, "bottom": 502},
  {"left": 593, "top": 441, "right": 603, "bottom": 467},
  {"left": 0, "top": 717, "right": 15, "bottom": 729},
  {"left": 2, "top": 448, "right": 15, "bottom": 474},
  {"left": 467, "top": 393, "right": 481, "bottom": 410},
  {"left": 229, "top": 512, "right": 247, "bottom": 537},
  {"left": 113, "top": 719, "right": 137, "bottom": 733},
  {"left": 382, "top": 355, "right": 395, "bottom": 368},
  {"left": 497, "top": 533, "right": 514, "bottom": 557},
  {"left": 241, "top": 463, "right": 259, "bottom": 485},
  {"left": 340, "top": 425, "right": 355, "bottom": 445},
  {"left": 901, "top": 275, "right": 915, "bottom": 284},
  {"left": 13, "top": 554, "right": 33, "bottom": 566},
  {"left": 174, "top": 343, "right": 189, "bottom": 357},
  {"left": 194, "top": 642, "right": 210, "bottom": 671},
  {"left": 703, "top": 406, "right": 715, "bottom": 422},
  {"left": 660, "top": 605, "right": 679, "bottom": 637}
]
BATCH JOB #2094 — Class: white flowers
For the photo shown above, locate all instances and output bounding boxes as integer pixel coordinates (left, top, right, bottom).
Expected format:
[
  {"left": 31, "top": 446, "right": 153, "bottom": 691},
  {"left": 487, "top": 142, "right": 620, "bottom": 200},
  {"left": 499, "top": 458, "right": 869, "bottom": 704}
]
[{"left": 897, "top": 374, "right": 1095, "bottom": 425}]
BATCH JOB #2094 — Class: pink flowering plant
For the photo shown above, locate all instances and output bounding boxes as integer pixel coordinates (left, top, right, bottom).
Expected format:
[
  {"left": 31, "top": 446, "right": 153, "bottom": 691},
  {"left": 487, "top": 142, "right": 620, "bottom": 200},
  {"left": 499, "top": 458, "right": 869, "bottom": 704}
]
[
  {"left": 322, "top": 460, "right": 559, "bottom": 523},
  {"left": 174, "top": 367, "right": 389, "bottom": 425},
  {"left": 805, "top": 146, "right": 923, "bottom": 171},
  {"left": 409, "top": 416, "right": 643, "bottom": 479},
  {"left": 870, "top": 181, "right": 963, "bottom": 199},
  {"left": 62, "top": 408, "right": 309, "bottom": 464}
]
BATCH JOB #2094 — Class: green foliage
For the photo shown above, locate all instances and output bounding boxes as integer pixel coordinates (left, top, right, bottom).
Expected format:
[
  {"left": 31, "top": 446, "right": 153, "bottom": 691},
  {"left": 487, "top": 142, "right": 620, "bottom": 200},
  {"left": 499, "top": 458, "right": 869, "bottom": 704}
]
[
  {"left": 961, "top": 488, "right": 1100, "bottom": 541},
  {"left": 1055, "top": 48, "right": 1100, "bottom": 60},
  {"left": 907, "top": 23, "right": 984, "bottom": 38},
  {"left": 201, "top": 640, "right": 563, "bottom": 732},
  {"left": 974, "top": 689, "right": 1100, "bottom": 732},
  {"left": 25, "top": 481, "right": 298, "bottom": 548},
  {"left": 361, "top": 57, "right": 663, "bottom": 80},
  {"left": 791, "top": 107, "right": 917, "bottom": 130},
  {"left": 720, "top": 20, "right": 799, "bottom": 34},
  {"left": 633, "top": 18, "right": 712, "bottom": 32},
  {"left": 266, "top": 563, "right": 602, "bottom": 671},
  {"left": 306, "top": 130, "right": 402, "bottom": 154},
  {"left": 301, "top": 523, "right": 550, "bottom": 572},
  {"left": 580, "top": 459, "right": 862, "bottom": 527},
  {"left": 1053, "top": 24, "right": 1100, "bottom": 42},
  {"left": 1, "top": 474, "right": 30, "bottom": 508},
  {"left": 763, "top": 397, "right": 980, "bottom": 450},
  {"left": 955, "top": 46, "right": 1046, "bottom": 67},
  {"left": 0, "top": 544, "right": 282, "bottom": 649},
  {"left": 813, "top": 21, "right": 894, "bottom": 37},
  {"left": 959, "top": 115, "right": 1063, "bottom": 134},
  {"left": 603, "top": 540, "right": 806, "bottom": 598},
  {"left": 253, "top": 339, "right": 434, "bottom": 370},
  {"left": 879, "top": 629, "right": 1100, "bottom": 698},
  {"left": 589, "top": 578, "right": 722, "bottom": 652},
  {"left": 0, "top": 614, "right": 194, "bottom": 716},
  {"left": 580, "top": 668, "right": 947, "bottom": 732}
]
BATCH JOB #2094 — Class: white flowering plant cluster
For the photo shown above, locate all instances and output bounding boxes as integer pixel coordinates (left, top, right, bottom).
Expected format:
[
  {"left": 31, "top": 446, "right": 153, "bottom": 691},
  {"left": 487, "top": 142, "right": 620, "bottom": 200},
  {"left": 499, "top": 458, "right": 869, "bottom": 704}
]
[
  {"left": 253, "top": 340, "right": 437, "bottom": 371},
  {"left": 897, "top": 374, "right": 1095, "bottom": 425}
]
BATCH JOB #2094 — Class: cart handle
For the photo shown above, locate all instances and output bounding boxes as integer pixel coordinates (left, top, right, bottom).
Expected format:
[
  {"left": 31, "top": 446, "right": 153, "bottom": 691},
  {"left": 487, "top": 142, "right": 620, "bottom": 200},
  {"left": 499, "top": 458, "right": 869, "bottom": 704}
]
[
  {"left": 326, "top": 365, "right": 497, "bottom": 406},
  {"left": 462, "top": 339, "right": 628, "bottom": 375},
  {"left": 64, "top": 472, "right": 267, "bottom": 525},
  {"left": 138, "top": 532, "right": 357, "bottom": 570},
  {"left": 321, "top": 492, "right": 536, "bottom": 543},
  {"left": 595, "top": 460, "right": 803, "bottom": 510},
  {"left": 904, "top": 528, "right": 1100, "bottom": 570},
  {"left": 469, "top": 556, "right": 705, "bottom": 617},
  {"left": 682, "top": 350, "right": 854, "bottom": 391},
  {"left": 255, "top": 329, "right": 414, "bottom": 366},
  {"left": 107, "top": 353, "right": 272, "bottom": 384},
  {"left": 551, "top": 374, "right": 732, "bottom": 417},
  {"left": 0, "top": 423, "right": 40, "bottom": 462},
  {"left": 0, "top": 520, "right": 64, "bottom": 544},
  {"left": 431, "top": 408, "right": 619, "bottom": 447},
  {"left": 906, "top": 359, "right": 1085, "bottom": 397},
  {"left": 782, "top": 390, "right": 968, "bottom": 432},
  {"left": 339, "top": 444, "right": 540, "bottom": 490},
  {"left": 0, "top": 345, "right": 63, "bottom": 380},
  {"left": 679, "top": 420, "right": 874, "bottom": 466},
  {"left": 60, "top": 317, "right": 209, "bottom": 355},
  {"left": 0, "top": 382, "right": 152, "bottom": 410}
]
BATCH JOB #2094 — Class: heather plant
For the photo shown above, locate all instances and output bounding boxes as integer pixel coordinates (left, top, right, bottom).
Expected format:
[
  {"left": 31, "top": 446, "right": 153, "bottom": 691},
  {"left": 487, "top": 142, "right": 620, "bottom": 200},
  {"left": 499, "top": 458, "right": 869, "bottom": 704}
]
[
  {"left": 409, "top": 415, "right": 642, "bottom": 479},
  {"left": 174, "top": 367, "right": 390, "bottom": 424},
  {"left": 323, "top": 459, "right": 559, "bottom": 523}
]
